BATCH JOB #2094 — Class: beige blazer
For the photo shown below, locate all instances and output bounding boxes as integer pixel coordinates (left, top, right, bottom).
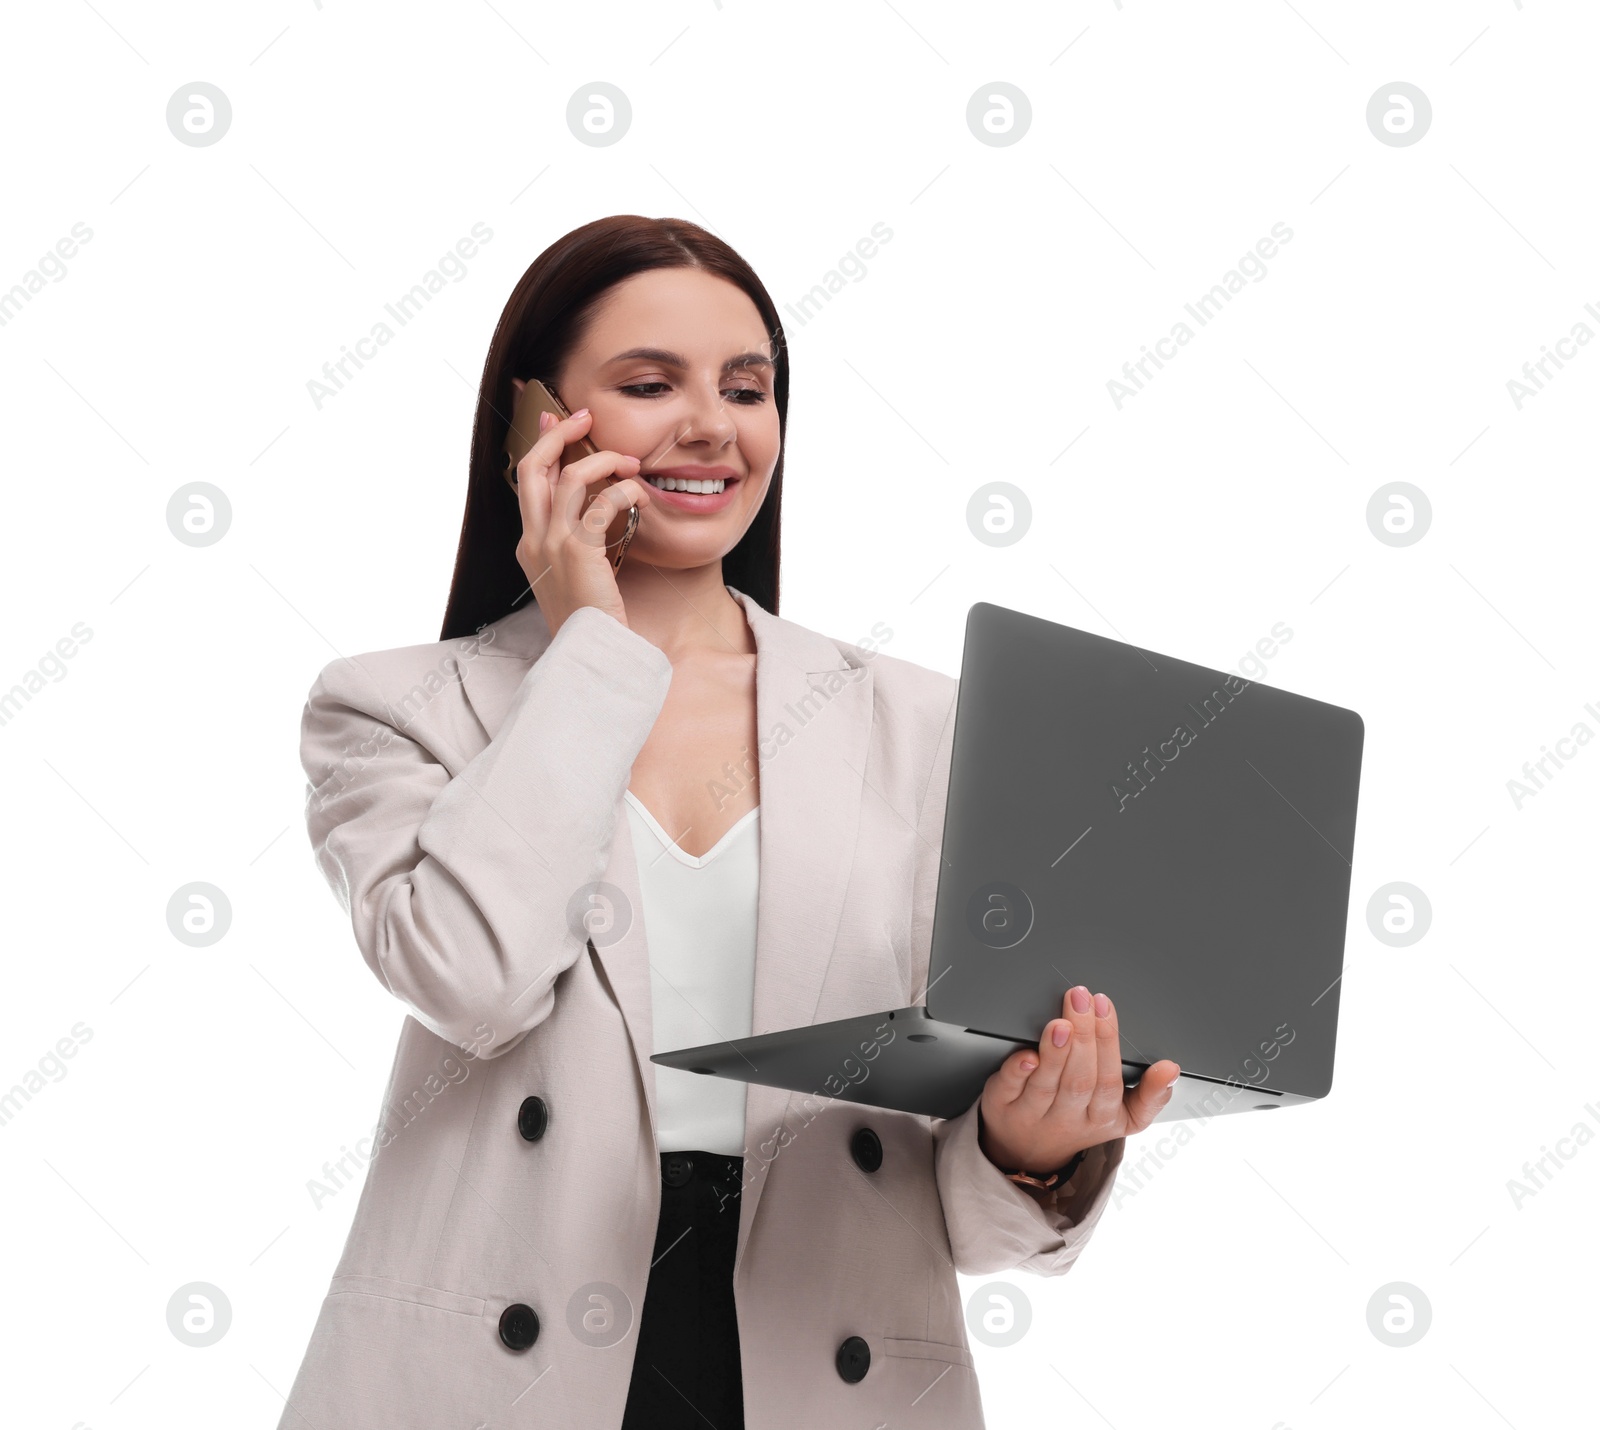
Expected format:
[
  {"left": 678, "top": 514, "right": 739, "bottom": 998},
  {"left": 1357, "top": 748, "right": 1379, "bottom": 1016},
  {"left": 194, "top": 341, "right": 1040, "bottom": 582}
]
[{"left": 277, "top": 585, "right": 1126, "bottom": 1430}]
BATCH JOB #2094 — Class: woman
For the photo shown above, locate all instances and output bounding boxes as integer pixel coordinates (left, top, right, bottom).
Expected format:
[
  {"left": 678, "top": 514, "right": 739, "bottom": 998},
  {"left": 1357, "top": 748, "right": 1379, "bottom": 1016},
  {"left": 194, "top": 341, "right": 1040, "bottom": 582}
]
[{"left": 278, "top": 215, "right": 1179, "bottom": 1430}]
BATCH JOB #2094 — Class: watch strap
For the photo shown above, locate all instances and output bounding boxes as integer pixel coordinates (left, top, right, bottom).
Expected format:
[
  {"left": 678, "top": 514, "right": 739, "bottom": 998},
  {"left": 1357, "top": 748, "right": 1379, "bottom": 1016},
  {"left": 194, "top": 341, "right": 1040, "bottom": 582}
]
[{"left": 1000, "top": 1148, "right": 1087, "bottom": 1190}]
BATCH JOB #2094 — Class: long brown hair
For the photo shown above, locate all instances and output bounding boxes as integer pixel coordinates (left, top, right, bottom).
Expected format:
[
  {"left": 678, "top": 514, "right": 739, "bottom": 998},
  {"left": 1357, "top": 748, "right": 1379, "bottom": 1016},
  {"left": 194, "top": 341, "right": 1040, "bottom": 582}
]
[{"left": 439, "top": 215, "right": 788, "bottom": 642}]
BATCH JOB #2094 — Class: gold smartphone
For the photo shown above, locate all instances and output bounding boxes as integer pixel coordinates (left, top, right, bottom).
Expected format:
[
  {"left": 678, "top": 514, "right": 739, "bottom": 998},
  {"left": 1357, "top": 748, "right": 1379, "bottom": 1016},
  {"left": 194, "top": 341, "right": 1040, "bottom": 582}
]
[{"left": 502, "top": 378, "right": 638, "bottom": 572}]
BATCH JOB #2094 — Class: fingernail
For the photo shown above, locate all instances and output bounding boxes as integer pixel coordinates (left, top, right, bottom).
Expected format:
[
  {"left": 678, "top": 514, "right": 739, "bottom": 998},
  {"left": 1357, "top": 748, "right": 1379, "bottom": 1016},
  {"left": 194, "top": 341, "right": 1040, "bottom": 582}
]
[
  {"left": 572, "top": 407, "right": 590, "bottom": 418},
  {"left": 1093, "top": 993, "right": 1111, "bottom": 1019},
  {"left": 1051, "top": 1022, "right": 1069, "bottom": 1047},
  {"left": 1069, "top": 986, "right": 1092, "bottom": 1014},
  {"left": 1021, "top": 1058, "right": 1037, "bottom": 1072},
  {"left": 538, "top": 411, "right": 552, "bottom": 430},
  {"left": 1166, "top": 1074, "right": 1181, "bottom": 1087}
]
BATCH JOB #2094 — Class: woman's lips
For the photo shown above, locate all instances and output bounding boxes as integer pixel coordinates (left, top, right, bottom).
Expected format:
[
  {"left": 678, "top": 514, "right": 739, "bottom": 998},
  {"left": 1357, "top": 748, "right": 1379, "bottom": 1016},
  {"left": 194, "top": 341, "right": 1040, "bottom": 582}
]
[{"left": 641, "top": 474, "right": 741, "bottom": 514}]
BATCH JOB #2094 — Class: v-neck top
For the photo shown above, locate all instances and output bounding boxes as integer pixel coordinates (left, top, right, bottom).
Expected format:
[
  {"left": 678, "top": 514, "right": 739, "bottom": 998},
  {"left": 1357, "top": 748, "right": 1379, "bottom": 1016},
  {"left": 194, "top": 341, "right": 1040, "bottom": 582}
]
[{"left": 623, "top": 791, "right": 760, "bottom": 1154}]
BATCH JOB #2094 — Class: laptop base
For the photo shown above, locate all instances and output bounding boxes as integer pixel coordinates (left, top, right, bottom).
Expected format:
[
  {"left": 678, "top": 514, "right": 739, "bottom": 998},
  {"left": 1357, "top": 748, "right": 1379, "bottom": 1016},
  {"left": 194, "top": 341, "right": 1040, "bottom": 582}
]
[{"left": 652, "top": 1005, "right": 1310, "bottom": 1123}]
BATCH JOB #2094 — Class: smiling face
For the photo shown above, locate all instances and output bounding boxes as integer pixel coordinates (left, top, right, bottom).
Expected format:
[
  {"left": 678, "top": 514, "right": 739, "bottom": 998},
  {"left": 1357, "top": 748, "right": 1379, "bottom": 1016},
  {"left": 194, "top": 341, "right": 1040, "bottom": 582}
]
[{"left": 544, "top": 266, "right": 781, "bottom": 572}]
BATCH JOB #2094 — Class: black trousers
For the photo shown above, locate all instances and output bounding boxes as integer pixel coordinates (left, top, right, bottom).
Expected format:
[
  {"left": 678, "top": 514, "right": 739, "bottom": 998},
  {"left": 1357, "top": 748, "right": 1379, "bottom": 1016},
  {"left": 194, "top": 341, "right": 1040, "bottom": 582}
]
[{"left": 621, "top": 1150, "right": 746, "bottom": 1430}]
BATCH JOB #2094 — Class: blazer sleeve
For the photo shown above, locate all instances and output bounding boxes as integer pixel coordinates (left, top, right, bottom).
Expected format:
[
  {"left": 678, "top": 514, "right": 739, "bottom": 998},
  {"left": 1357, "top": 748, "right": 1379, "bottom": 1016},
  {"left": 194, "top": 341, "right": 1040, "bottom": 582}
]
[
  {"left": 915, "top": 679, "right": 1128, "bottom": 1277},
  {"left": 298, "top": 604, "right": 673, "bottom": 1058}
]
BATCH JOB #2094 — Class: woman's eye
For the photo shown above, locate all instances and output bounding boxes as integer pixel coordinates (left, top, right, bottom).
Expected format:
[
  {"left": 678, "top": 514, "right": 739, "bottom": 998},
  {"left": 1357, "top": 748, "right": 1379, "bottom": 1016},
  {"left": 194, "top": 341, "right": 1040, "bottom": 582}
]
[{"left": 618, "top": 382, "right": 768, "bottom": 404}]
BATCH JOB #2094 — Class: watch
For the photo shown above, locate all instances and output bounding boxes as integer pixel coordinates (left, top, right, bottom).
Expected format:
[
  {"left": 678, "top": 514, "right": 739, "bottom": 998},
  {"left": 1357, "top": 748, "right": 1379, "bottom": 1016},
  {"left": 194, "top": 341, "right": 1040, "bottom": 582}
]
[{"left": 998, "top": 1149, "right": 1086, "bottom": 1190}]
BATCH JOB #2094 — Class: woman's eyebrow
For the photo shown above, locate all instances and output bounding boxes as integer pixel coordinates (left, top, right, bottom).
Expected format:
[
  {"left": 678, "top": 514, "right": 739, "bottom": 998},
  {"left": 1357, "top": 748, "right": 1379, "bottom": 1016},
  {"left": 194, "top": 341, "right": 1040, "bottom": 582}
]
[{"left": 603, "top": 346, "right": 773, "bottom": 372}]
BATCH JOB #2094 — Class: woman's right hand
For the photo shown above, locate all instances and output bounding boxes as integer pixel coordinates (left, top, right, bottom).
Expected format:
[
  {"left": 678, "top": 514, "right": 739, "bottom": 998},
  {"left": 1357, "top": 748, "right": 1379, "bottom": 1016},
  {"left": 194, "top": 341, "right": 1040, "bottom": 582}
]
[{"left": 511, "top": 407, "right": 654, "bottom": 637}]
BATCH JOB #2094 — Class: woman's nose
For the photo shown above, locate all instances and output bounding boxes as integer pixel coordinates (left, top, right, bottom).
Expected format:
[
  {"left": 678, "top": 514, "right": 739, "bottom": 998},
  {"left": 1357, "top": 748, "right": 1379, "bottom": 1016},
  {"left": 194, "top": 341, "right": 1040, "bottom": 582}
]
[{"left": 676, "top": 384, "right": 738, "bottom": 445}]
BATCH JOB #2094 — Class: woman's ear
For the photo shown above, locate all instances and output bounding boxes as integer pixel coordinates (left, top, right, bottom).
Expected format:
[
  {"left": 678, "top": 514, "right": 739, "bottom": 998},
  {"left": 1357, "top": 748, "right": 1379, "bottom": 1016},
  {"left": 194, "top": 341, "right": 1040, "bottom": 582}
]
[{"left": 510, "top": 376, "right": 525, "bottom": 397}]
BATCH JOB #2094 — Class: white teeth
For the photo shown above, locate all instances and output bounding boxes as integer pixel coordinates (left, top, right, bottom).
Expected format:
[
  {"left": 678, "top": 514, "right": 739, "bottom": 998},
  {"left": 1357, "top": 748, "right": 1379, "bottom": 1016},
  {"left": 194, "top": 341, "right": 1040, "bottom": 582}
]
[{"left": 646, "top": 475, "right": 726, "bottom": 493}]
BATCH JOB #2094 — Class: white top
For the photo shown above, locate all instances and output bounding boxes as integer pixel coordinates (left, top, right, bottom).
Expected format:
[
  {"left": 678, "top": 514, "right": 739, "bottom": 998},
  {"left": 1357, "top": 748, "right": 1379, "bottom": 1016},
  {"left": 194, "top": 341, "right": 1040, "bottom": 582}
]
[{"left": 624, "top": 791, "right": 760, "bottom": 1155}]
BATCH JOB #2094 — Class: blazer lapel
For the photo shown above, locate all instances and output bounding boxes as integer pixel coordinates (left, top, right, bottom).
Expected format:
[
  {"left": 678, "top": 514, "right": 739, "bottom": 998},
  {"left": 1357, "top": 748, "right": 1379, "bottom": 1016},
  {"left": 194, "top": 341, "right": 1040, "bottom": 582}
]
[
  {"left": 453, "top": 601, "right": 548, "bottom": 736},
  {"left": 455, "top": 588, "right": 876, "bottom": 1273},
  {"left": 727, "top": 589, "right": 874, "bottom": 1271}
]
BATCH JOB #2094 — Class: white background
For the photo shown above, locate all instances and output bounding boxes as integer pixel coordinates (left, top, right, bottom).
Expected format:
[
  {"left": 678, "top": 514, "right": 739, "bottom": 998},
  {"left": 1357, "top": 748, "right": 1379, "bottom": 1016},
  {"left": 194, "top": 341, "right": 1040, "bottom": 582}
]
[{"left": 1, "top": 1, "right": 1594, "bottom": 1426}]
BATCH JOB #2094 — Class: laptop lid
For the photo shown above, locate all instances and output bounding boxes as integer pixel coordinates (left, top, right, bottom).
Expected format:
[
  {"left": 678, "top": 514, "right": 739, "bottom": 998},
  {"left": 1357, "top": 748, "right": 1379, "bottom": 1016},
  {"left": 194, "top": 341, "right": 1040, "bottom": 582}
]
[{"left": 925, "top": 603, "right": 1364, "bottom": 1101}]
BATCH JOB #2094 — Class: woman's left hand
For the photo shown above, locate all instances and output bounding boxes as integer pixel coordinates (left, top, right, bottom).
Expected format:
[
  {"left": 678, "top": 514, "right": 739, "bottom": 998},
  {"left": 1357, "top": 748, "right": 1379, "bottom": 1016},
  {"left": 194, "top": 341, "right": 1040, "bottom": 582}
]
[{"left": 978, "top": 984, "right": 1180, "bottom": 1178}]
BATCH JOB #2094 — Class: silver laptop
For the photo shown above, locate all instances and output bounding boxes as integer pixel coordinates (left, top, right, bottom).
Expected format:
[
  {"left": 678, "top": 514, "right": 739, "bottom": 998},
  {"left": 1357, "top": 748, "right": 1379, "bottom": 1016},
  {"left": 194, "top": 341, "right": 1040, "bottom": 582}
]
[{"left": 652, "top": 602, "right": 1365, "bottom": 1124}]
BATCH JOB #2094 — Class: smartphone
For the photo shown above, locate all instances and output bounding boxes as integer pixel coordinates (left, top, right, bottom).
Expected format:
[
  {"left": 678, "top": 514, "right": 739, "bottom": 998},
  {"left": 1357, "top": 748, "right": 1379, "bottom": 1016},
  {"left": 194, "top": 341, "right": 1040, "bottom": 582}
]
[
  {"left": 502, "top": 377, "right": 597, "bottom": 486},
  {"left": 503, "top": 378, "right": 638, "bottom": 571}
]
